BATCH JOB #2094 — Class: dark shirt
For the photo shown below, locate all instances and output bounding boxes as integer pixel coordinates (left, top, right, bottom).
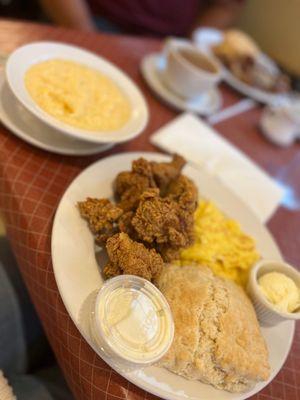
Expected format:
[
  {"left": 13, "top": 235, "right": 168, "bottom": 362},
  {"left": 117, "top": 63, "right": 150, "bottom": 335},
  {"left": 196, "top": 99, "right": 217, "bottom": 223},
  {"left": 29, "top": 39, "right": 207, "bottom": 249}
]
[{"left": 88, "top": 0, "right": 202, "bottom": 36}]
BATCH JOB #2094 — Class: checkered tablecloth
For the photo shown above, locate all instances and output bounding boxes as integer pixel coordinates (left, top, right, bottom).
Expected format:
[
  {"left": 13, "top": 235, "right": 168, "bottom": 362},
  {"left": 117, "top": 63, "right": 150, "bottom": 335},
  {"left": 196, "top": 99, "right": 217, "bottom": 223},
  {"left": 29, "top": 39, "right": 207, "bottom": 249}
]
[{"left": 0, "top": 20, "right": 299, "bottom": 400}]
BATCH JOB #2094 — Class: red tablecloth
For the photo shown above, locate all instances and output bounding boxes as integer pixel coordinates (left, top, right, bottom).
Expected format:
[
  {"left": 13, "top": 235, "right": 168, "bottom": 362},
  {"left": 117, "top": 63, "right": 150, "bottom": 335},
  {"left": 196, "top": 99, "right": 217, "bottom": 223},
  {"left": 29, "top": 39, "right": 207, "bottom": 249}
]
[{"left": 0, "top": 19, "right": 299, "bottom": 400}]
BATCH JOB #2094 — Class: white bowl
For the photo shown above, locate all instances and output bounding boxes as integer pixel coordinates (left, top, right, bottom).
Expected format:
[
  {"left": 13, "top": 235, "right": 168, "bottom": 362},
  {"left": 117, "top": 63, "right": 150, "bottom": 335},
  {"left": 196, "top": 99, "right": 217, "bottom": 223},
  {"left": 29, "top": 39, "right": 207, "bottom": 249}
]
[
  {"left": 5, "top": 42, "right": 149, "bottom": 144},
  {"left": 248, "top": 259, "right": 300, "bottom": 326}
]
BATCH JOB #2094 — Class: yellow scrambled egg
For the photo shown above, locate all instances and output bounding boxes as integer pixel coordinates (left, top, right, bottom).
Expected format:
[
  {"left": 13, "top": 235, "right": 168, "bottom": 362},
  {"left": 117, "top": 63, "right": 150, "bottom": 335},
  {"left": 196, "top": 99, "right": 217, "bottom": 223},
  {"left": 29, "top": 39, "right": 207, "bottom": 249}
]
[
  {"left": 180, "top": 200, "right": 260, "bottom": 286},
  {"left": 25, "top": 59, "right": 131, "bottom": 131}
]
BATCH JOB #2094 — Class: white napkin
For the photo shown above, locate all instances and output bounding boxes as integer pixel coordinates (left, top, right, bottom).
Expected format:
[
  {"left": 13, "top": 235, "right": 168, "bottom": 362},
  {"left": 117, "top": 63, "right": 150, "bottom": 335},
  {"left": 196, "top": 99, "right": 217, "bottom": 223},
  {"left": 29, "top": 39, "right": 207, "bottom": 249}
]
[{"left": 151, "top": 113, "right": 284, "bottom": 222}]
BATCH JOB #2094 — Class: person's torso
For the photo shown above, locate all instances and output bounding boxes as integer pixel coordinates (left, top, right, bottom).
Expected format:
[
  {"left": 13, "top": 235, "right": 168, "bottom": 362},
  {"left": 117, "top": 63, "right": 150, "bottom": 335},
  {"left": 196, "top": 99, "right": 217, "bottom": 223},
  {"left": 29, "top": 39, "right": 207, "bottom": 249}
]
[{"left": 88, "top": 0, "right": 201, "bottom": 36}]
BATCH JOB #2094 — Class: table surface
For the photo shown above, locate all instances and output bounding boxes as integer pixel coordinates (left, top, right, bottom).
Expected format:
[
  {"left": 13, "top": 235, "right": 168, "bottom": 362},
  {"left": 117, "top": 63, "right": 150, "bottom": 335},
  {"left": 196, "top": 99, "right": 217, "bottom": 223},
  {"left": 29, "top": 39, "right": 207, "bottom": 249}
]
[{"left": 0, "top": 19, "right": 299, "bottom": 400}]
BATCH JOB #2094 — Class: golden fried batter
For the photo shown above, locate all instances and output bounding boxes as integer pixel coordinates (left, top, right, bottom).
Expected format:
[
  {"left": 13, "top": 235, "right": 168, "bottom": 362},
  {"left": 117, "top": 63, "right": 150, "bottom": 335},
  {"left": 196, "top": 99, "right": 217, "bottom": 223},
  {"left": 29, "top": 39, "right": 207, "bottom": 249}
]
[
  {"left": 103, "top": 261, "right": 121, "bottom": 279},
  {"left": 78, "top": 198, "right": 123, "bottom": 243},
  {"left": 79, "top": 155, "right": 197, "bottom": 274},
  {"left": 118, "top": 211, "right": 135, "bottom": 237},
  {"left": 166, "top": 174, "right": 198, "bottom": 212},
  {"left": 132, "top": 189, "right": 194, "bottom": 253},
  {"left": 151, "top": 154, "right": 186, "bottom": 195},
  {"left": 104, "top": 232, "right": 164, "bottom": 281},
  {"left": 156, "top": 245, "right": 181, "bottom": 263},
  {"left": 114, "top": 158, "right": 157, "bottom": 211}
]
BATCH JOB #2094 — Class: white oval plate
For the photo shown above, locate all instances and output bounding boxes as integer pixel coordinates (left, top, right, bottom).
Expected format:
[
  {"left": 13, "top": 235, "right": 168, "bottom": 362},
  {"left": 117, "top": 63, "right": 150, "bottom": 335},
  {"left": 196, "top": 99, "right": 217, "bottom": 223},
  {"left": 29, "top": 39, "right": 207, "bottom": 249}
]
[
  {"left": 0, "top": 71, "right": 113, "bottom": 156},
  {"left": 192, "top": 28, "right": 289, "bottom": 105},
  {"left": 141, "top": 53, "right": 222, "bottom": 116},
  {"left": 51, "top": 152, "right": 294, "bottom": 400},
  {"left": 5, "top": 42, "right": 148, "bottom": 144}
]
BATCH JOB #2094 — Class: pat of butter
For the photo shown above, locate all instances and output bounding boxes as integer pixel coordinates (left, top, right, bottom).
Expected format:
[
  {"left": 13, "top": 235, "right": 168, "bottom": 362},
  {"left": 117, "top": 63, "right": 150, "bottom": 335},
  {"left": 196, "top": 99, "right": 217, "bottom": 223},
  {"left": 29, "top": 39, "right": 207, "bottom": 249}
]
[{"left": 258, "top": 272, "right": 300, "bottom": 313}]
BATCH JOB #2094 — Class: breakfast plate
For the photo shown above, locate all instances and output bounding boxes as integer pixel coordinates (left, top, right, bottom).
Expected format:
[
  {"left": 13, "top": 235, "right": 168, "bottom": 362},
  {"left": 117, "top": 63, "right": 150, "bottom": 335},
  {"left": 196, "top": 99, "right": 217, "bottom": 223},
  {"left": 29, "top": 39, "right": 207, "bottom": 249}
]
[
  {"left": 6, "top": 42, "right": 148, "bottom": 144},
  {"left": 0, "top": 72, "right": 113, "bottom": 156},
  {"left": 141, "top": 53, "right": 222, "bottom": 115},
  {"left": 52, "top": 152, "right": 294, "bottom": 400},
  {"left": 192, "top": 28, "right": 290, "bottom": 105}
]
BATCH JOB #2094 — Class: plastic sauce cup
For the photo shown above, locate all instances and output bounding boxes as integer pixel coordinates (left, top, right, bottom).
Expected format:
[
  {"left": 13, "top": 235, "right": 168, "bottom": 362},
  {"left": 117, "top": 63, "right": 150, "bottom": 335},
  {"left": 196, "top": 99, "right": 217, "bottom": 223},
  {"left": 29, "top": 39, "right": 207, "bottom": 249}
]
[{"left": 90, "top": 275, "right": 174, "bottom": 369}]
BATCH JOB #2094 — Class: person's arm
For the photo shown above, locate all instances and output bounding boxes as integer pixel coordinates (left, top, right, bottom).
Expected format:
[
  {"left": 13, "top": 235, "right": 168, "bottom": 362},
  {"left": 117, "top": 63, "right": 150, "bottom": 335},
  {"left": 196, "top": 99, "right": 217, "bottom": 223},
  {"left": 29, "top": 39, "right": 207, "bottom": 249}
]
[
  {"left": 191, "top": 0, "right": 244, "bottom": 32},
  {"left": 39, "top": 0, "right": 96, "bottom": 31}
]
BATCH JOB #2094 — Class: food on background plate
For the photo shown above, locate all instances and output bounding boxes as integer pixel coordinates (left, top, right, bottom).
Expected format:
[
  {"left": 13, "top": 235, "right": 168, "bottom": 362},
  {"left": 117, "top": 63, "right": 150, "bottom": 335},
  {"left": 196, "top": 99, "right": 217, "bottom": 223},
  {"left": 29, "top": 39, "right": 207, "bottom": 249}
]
[
  {"left": 213, "top": 30, "right": 260, "bottom": 61},
  {"left": 213, "top": 30, "right": 290, "bottom": 93},
  {"left": 180, "top": 200, "right": 260, "bottom": 287},
  {"left": 156, "top": 264, "right": 270, "bottom": 393},
  {"left": 25, "top": 59, "right": 131, "bottom": 131},
  {"left": 258, "top": 272, "right": 300, "bottom": 313},
  {"left": 78, "top": 154, "right": 198, "bottom": 280}
]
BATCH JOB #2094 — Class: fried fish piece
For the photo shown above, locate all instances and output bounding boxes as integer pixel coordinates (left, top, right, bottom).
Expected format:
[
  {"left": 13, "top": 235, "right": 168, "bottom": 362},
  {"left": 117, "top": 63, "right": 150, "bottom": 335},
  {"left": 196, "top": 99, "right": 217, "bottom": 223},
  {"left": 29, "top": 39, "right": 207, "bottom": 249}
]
[
  {"left": 151, "top": 154, "right": 186, "bottom": 195},
  {"left": 114, "top": 158, "right": 157, "bottom": 211},
  {"left": 118, "top": 210, "right": 135, "bottom": 237},
  {"left": 155, "top": 245, "right": 181, "bottom": 263},
  {"left": 114, "top": 155, "right": 186, "bottom": 211},
  {"left": 132, "top": 189, "right": 194, "bottom": 251},
  {"left": 166, "top": 174, "right": 198, "bottom": 212},
  {"left": 78, "top": 198, "right": 123, "bottom": 243},
  {"left": 104, "top": 232, "right": 164, "bottom": 281},
  {"left": 103, "top": 260, "right": 122, "bottom": 279}
]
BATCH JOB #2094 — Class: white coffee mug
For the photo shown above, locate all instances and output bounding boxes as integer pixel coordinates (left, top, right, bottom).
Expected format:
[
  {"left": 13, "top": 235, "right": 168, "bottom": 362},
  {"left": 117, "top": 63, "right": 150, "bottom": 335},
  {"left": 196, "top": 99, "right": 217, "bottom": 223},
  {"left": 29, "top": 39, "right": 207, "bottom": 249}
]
[{"left": 163, "top": 38, "right": 222, "bottom": 99}]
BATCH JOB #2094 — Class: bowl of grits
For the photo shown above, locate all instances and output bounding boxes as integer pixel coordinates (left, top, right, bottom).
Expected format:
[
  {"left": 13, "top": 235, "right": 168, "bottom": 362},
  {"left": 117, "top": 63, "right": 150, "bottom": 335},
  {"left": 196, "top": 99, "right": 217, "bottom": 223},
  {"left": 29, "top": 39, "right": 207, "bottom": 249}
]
[{"left": 5, "top": 42, "right": 148, "bottom": 144}]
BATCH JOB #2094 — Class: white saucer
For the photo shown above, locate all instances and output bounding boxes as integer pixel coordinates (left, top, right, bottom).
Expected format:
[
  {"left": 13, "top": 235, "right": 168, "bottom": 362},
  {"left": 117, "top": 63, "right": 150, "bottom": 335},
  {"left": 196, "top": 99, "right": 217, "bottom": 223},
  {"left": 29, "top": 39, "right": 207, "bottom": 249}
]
[
  {"left": 0, "top": 71, "right": 113, "bottom": 156},
  {"left": 140, "top": 53, "right": 222, "bottom": 115}
]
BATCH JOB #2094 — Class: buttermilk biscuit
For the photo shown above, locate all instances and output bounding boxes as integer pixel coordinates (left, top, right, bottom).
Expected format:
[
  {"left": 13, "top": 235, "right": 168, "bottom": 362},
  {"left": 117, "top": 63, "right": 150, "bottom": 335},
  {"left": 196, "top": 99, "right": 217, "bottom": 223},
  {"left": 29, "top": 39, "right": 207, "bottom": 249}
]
[
  {"left": 156, "top": 265, "right": 270, "bottom": 392},
  {"left": 213, "top": 29, "right": 260, "bottom": 61}
]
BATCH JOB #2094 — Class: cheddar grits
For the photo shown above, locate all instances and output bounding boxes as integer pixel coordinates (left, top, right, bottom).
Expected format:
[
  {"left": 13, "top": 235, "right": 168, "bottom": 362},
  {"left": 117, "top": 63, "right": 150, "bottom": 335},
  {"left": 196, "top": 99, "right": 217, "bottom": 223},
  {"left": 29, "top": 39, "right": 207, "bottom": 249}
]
[
  {"left": 180, "top": 200, "right": 260, "bottom": 286},
  {"left": 25, "top": 59, "right": 131, "bottom": 131}
]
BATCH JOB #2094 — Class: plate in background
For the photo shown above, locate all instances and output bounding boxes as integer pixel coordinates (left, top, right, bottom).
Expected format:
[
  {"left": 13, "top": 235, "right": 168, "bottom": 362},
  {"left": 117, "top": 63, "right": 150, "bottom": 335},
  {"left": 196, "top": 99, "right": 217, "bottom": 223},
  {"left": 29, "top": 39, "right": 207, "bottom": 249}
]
[{"left": 193, "top": 28, "right": 290, "bottom": 105}]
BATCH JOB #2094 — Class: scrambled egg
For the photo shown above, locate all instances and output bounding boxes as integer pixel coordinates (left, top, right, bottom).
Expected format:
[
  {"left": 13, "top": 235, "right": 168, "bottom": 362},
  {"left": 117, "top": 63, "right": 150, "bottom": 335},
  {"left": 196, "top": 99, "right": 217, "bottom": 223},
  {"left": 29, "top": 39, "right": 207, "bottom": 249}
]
[
  {"left": 25, "top": 59, "right": 131, "bottom": 131},
  {"left": 180, "top": 200, "right": 260, "bottom": 286}
]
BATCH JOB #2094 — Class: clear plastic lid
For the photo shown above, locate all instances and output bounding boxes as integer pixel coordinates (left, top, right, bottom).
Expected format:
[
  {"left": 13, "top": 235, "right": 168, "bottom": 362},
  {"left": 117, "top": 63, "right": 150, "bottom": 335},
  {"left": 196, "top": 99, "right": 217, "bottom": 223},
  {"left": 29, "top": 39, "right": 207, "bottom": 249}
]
[{"left": 90, "top": 275, "right": 174, "bottom": 368}]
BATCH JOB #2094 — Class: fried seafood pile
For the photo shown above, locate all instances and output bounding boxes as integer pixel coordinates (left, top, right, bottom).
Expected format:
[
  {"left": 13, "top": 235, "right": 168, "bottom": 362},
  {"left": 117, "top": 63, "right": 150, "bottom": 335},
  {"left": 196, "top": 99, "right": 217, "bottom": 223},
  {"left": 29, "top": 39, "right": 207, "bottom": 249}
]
[{"left": 78, "top": 155, "right": 198, "bottom": 282}]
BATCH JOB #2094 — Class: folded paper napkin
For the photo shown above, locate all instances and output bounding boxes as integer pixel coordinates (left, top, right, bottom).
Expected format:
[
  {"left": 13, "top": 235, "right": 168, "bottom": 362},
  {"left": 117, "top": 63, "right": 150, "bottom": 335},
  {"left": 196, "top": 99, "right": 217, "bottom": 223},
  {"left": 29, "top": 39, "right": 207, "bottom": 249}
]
[{"left": 151, "top": 113, "right": 283, "bottom": 223}]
